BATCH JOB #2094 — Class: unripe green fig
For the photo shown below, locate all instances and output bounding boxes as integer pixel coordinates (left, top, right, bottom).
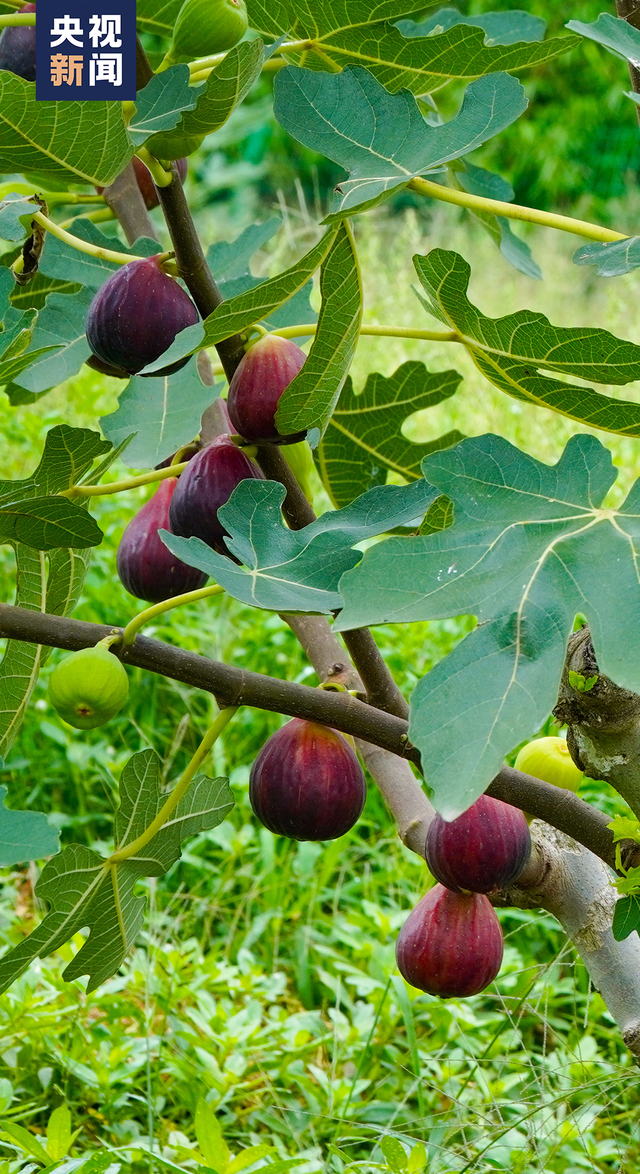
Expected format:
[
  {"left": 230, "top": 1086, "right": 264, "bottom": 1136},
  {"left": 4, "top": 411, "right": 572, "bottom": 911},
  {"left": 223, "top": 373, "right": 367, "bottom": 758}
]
[
  {"left": 144, "top": 129, "right": 205, "bottom": 162},
  {"left": 48, "top": 645, "right": 129, "bottom": 729},
  {"left": 282, "top": 440, "right": 314, "bottom": 504},
  {"left": 168, "top": 0, "right": 248, "bottom": 63},
  {"left": 514, "top": 736, "right": 583, "bottom": 792}
]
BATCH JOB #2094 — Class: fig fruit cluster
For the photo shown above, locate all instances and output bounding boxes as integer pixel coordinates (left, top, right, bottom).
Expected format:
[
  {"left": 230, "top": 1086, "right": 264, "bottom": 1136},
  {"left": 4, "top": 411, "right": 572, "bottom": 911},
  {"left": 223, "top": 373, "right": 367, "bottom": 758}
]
[
  {"left": 0, "top": 3, "right": 36, "bottom": 82},
  {"left": 249, "top": 718, "right": 366, "bottom": 841},
  {"left": 86, "top": 255, "right": 199, "bottom": 378},
  {"left": 49, "top": 644, "right": 129, "bottom": 729},
  {"left": 396, "top": 795, "right": 531, "bottom": 999},
  {"left": 116, "top": 436, "right": 264, "bottom": 599}
]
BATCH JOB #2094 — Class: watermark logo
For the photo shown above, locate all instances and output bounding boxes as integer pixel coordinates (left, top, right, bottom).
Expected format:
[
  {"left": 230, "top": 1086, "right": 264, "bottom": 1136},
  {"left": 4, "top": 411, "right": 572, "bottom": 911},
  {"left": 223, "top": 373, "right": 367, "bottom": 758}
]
[{"left": 36, "top": 1, "right": 136, "bottom": 100}]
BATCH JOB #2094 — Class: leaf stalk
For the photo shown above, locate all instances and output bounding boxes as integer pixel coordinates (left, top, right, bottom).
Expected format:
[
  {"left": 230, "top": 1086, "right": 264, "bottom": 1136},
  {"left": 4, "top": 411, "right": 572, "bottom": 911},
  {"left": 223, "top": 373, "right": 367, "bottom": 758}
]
[{"left": 121, "top": 584, "right": 225, "bottom": 646}]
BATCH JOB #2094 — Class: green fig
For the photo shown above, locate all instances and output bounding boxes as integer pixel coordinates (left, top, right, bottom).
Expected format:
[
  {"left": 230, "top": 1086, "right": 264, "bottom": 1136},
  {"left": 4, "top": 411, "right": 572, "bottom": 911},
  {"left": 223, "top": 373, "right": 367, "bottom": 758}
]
[
  {"left": 167, "top": 0, "right": 248, "bottom": 64},
  {"left": 48, "top": 645, "right": 129, "bottom": 729},
  {"left": 514, "top": 736, "right": 583, "bottom": 793},
  {"left": 282, "top": 440, "right": 315, "bottom": 504},
  {"left": 144, "top": 129, "right": 205, "bottom": 162}
]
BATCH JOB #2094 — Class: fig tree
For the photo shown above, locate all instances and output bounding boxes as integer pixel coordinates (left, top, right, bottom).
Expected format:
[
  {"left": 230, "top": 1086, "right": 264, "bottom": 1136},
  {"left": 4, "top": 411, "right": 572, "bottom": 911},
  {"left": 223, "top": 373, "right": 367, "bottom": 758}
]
[
  {"left": 227, "top": 334, "right": 308, "bottom": 444},
  {"left": 117, "top": 477, "right": 208, "bottom": 603},
  {"left": 396, "top": 884, "right": 504, "bottom": 997},
  {"left": 168, "top": 433, "right": 264, "bottom": 552},
  {"left": 514, "top": 736, "right": 583, "bottom": 792},
  {"left": 0, "top": 4, "right": 36, "bottom": 82},
  {"left": 86, "top": 255, "right": 199, "bottom": 377},
  {"left": 249, "top": 718, "right": 366, "bottom": 841},
  {"left": 166, "top": 0, "right": 248, "bottom": 63},
  {"left": 425, "top": 794, "right": 531, "bottom": 894},
  {"left": 48, "top": 644, "right": 129, "bottom": 729},
  {"left": 97, "top": 156, "right": 188, "bottom": 211}
]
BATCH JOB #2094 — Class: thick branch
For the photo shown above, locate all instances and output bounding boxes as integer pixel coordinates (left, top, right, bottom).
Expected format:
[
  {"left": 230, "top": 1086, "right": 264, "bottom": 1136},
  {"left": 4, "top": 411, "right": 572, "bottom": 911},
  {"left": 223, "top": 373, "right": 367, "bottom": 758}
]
[{"left": 102, "top": 162, "right": 158, "bottom": 246}]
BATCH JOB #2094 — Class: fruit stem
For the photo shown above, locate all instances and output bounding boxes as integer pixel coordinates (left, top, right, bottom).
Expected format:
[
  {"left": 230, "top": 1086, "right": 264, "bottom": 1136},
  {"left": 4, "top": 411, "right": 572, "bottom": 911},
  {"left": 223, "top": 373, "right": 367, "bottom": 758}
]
[
  {"left": 108, "top": 705, "right": 238, "bottom": 864},
  {"left": 409, "top": 176, "right": 628, "bottom": 243},
  {"left": 188, "top": 39, "right": 310, "bottom": 83},
  {"left": 96, "top": 633, "right": 124, "bottom": 651},
  {"left": 271, "top": 323, "right": 460, "bottom": 344},
  {"left": 0, "top": 12, "right": 35, "bottom": 26},
  {"left": 58, "top": 207, "right": 116, "bottom": 230},
  {"left": 135, "top": 148, "right": 173, "bottom": 189},
  {"left": 27, "top": 210, "right": 174, "bottom": 267},
  {"left": 0, "top": 185, "right": 106, "bottom": 206},
  {"left": 121, "top": 584, "right": 225, "bottom": 646},
  {"left": 63, "top": 462, "right": 189, "bottom": 500}
]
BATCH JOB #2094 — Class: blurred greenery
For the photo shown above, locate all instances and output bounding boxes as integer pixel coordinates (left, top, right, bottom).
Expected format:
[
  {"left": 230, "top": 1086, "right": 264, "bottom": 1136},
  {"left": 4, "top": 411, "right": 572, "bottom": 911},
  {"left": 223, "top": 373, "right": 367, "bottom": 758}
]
[{"left": 2, "top": 209, "right": 640, "bottom": 1170}]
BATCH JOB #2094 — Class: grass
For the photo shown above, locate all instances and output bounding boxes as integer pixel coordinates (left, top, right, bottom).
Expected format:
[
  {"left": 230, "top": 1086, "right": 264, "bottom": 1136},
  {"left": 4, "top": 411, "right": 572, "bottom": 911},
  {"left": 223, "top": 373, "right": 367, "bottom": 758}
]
[{"left": 1, "top": 208, "right": 640, "bottom": 1173}]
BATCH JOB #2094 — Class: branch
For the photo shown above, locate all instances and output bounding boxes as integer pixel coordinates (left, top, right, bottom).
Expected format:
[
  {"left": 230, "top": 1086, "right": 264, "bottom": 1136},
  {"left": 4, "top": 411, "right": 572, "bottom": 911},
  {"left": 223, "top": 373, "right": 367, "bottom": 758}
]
[
  {"left": 408, "top": 177, "right": 627, "bottom": 242},
  {"left": 101, "top": 161, "right": 158, "bottom": 247},
  {"left": 616, "top": 0, "right": 640, "bottom": 119}
]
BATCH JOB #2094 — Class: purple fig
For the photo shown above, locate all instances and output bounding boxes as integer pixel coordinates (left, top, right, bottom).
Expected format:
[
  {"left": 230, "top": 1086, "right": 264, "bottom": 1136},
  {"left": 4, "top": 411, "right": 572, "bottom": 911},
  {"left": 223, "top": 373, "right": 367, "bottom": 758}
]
[
  {"left": 85, "top": 353, "right": 129, "bottom": 379},
  {"left": 117, "top": 477, "right": 208, "bottom": 603},
  {"left": 227, "top": 334, "right": 307, "bottom": 444},
  {"left": 396, "top": 884, "right": 504, "bottom": 997},
  {"left": 168, "top": 433, "right": 264, "bottom": 553},
  {"left": 86, "top": 255, "right": 199, "bottom": 377},
  {"left": 0, "top": 3, "right": 36, "bottom": 81},
  {"left": 250, "top": 718, "right": 366, "bottom": 840},
  {"left": 425, "top": 795, "right": 531, "bottom": 895},
  {"left": 97, "top": 156, "right": 188, "bottom": 211}
]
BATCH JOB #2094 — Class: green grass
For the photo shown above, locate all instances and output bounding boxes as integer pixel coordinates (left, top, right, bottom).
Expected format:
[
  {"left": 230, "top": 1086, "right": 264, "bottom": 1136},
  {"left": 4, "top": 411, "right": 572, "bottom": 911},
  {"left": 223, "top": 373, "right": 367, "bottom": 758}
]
[{"left": 2, "top": 211, "right": 640, "bottom": 1173}]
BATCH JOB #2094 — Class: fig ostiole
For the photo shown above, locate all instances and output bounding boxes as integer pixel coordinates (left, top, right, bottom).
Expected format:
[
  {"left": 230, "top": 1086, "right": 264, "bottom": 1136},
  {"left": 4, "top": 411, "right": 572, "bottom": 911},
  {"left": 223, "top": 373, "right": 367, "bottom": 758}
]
[
  {"left": 48, "top": 643, "right": 129, "bottom": 730},
  {"left": 117, "top": 477, "right": 208, "bottom": 604},
  {"left": 0, "top": 3, "right": 36, "bottom": 81},
  {"left": 396, "top": 884, "right": 504, "bottom": 998},
  {"left": 227, "top": 334, "right": 308, "bottom": 444},
  {"left": 514, "top": 736, "right": 583, "bottom": 792},
  {"left": 86, "top": 255, "right": 199, "bottom": 378},
  {"left": 166, "top": 0, "right": 248, "bottom": 63},
  {"left": 168, "top": 433, "right": 264, "bottom": 553},
  {"left": 425, "top": 794, "right": 531, "bottom": 895},
  {"left": 249, "top": 718, "right": 366, "bottom": 841}
]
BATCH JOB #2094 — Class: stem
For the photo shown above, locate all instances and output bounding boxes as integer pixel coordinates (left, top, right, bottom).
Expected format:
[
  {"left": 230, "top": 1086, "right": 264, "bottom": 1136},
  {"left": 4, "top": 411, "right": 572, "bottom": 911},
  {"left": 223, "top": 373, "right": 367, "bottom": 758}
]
[
  {"left": 188, "top": 40, "right": 309, "bottom": 83},
  {"left": 30, "top": 210, "right": 166, "bottom": 267},
  {"left": 59, "top": 207, "right": 116, "bottom": 230},
  {"left": 0, "top": 602, "right": 629, "bottom": 873},
  {"left": 122, "top": 584, "right": 225, "bottom": 646},
  {"left": 271, "top": 323, "right": 459, "bottom": 343},
  {"left": 341, "top": 629, "right": 409, "bottom": 720},
  {"left": 409, "top": 177, "right": 628, "bottom": 242},
  {"left": 136, "top": 148, "right": 173, "bottom": 188},
  {"left": 616, "top": 0, "right": 640, "bottom": 118},
  {"left": 102, "top": 160, "right": 159, "bottom": 246},
  {"left": 0, "top": 12, "right": 35, "bottom": 26},
  {"left": 108, "top": 706, "right": 238, "bottom": 863},
  {"left": 66, "top": 461, "right": 188, "bottom": 500}
]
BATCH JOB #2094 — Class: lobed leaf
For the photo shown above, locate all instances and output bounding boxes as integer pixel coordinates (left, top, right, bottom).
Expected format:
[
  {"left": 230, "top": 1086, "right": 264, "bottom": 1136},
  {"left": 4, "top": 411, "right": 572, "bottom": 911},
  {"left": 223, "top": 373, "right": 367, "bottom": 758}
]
[
  {"left": 0, "top": 191, "right": 36, "bottom": 241},
  {"left": 414, "top": 248, "right": 640, "bottom": 436},
  {"left": 0, "top": 749, "right": 234, "bottom": 994},
  {"left": 0, "top": 785, "right": 59, "bottom": 866},
  {"left": 127, "top": 65, "right": 201, "bottom": 146},
  {"left": 10, "top": 287, "right": 94, "bottom": 396},
  {"left": 207, "top": 219, "right": 317, "bottom": 334},
  {"left": 573, "top": 237, "right": 640, "bottom": 278},
  {"left": 398, "top": 8, "right": 546, "bottom": 46},
  {"left": 273, "top": 67, "right": 527, "bottom": 219},
  {"left": 315, "top": 361, "right": 463, "bottom": 508},
  {"left": 160, "top": 477, "right": 437, "bottom": 613},
  {"left": 275, "top": 223, "right": 362, "bottom": 437}
]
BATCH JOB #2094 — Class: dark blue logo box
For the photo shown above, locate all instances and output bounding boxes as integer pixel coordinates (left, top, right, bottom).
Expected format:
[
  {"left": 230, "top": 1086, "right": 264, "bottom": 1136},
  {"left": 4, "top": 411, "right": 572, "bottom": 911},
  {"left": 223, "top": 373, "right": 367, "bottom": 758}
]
[{"left": 36, "top": 1, "right": 136, "bottom": 101}]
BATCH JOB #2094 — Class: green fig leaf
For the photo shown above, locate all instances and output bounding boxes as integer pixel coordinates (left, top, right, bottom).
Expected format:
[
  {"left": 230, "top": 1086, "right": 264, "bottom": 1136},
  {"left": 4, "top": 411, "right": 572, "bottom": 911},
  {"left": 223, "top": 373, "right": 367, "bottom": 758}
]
[
  {"left": 0, "top": 785, "right": 59, "bottom": 866},
  {"left": 10, "top": 287, "right": 94, "bottom": 397},
  {"left": 573, "top": 237, "right": 640, "bottom": 278},
  {"left": 100, "top": 358, "right": 220, "bottom": 469},
  {"left": 273, "top": 68, "right": 528, "bottom": 219},
  {"left": 446, "top": 161, "right": 541, "bottom": 280},
  {"left": 160, "top": 477, "right": 437, "bottom": 613},
  {"left": 0, "top": 191, "right": 37, "bottom": 241},
  {"left": 127, "top": 65, "right": 202, "bottom": 146},
  {"left": 39, "top": 218, "right": 160, "bottom": 288},
  {"left": 136, "top": 0, "right": 183, "bottom": 37},
  {"left": 414, "top": 248, "right": 640, "bottom": 436},
  {"left": 398, "top": 8, "right": 546, "bottom": 46},
  {"left": 315, "top": 361, "right": 463, "bottom": 508},
  {"left": 0, "top": 750, "right": 234, "bottom": 994}
]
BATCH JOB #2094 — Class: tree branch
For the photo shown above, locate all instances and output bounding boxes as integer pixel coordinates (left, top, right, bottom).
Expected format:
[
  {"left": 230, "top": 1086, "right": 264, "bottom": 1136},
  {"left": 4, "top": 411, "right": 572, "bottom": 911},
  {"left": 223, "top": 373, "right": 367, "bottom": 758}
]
[
  {"left": 616, "top": 0, "right": 640, "bottom": 119},
  {"left": 102, "top": 162, "right": 158, "bottom": 247}
]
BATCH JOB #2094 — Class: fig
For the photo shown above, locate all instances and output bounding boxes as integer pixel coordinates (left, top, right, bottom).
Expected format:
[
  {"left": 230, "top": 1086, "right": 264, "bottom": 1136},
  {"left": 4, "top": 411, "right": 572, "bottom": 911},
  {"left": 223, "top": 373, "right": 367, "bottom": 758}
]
[
  {"left": 86, "top": 255, "right": 199, "bottom": 377},
  {"left": 97, "top": 156, "right": 188, "bottom": 211},
  {"left": 227, "top": 334, "right": 308, "bottom": 444},
  {"left": 144, "top": 129, "right": 205, "bottom": 162},
  {"left": 425, "top": 794, "right": 531, "bottom": 894},
  {"left": 396, "top": 884, "right": 504, "bottom": 997},
  {"left": 167, "top": 0, "right": 248, "bottom": 63},
  {"left": 283, "top": 440, "right": 314, "bottom": 503},
  {"left": 85, "top": 353, "right": 129, "bottom": 379},
  {"left": 249, "top": 718, "right": 366, "bottom": 841},
  {"left": 168, "top": 433, "right": 264, "bottom": 553},
  {"left": 48, "top": 644, "right": 129, "bottom": 729},
  {"left": 514, "top": 736, "right": 583, "bottom": 792},
  {"left": 0, "top": 4, "right": 36, "bottom": 82},
  {"left": 117, "top": 477, "right": 208, "bottom": 603}
]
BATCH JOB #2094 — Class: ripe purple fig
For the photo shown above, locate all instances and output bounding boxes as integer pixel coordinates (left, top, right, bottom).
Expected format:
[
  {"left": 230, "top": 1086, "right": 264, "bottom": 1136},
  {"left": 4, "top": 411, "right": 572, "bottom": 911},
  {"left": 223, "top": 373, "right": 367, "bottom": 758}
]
[
  {"left": 117, "top": 477, "right": 208, "bottom": 604},
  {"left": 249, "top": 718, "right": 366, "bottom": 841},
  {"left": 0, "top": 3, "right": 36, "bottom": 81},
  {"left": 425, "top": 794, "right": 531, "bottom": 895},
  {"left": 97, "top": 156, "right": 188, "bottom": 211},
  {"left": 396, "top": 884, "right": 504, "bottom": 997},
  {"left": 227, "top": 334, "right": 307, "bottom": 444},
  {"left": 86, "top": 255, "right": 199, "bottom": 377},
  {"left": 85, "top": 353, "right": 129, "bottom": 379},
  {"left": 168, "top": 433, "right": 264, "bottom": 553}
]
